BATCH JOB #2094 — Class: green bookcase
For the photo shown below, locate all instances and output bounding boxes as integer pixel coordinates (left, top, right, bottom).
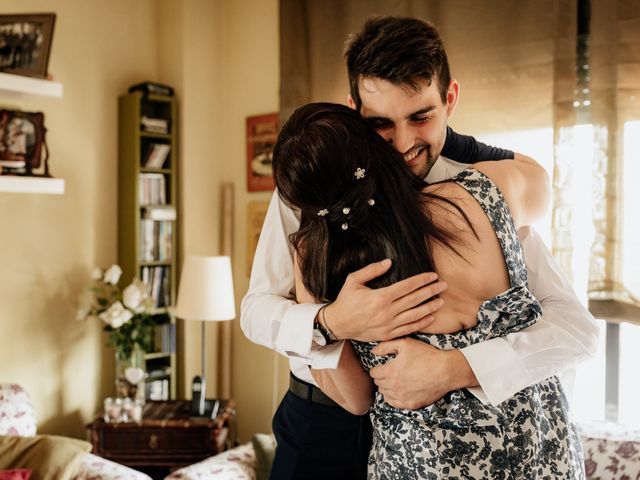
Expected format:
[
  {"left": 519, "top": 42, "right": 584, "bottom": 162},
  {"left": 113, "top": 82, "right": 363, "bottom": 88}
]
[{"left": 118, "top": 90, "right": 178, "bottom": 401}]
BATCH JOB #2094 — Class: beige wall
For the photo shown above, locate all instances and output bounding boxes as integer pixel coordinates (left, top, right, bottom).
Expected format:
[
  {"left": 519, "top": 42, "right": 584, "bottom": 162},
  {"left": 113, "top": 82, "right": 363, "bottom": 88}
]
[{"left": 0, "top": 0, "right": 284, "bottom": 442}]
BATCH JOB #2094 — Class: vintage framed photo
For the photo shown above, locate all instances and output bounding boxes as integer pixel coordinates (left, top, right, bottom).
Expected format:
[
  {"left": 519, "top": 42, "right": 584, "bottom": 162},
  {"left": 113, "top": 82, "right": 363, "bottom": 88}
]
[
  {"left": 0, "top": 109, "right": 47, "bottom": 175},
  {"left": 0, "top": 13, "right": 56, "bottom": 78},
  {"left": 246, "top": 113, "right": 279, "bottom": 192}
]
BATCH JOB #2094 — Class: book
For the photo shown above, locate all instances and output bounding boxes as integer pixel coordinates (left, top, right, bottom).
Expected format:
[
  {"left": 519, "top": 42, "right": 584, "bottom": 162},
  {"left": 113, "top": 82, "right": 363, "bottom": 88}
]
[
  {"left": 141, "top": 116, "right": 169, "bottom": 134},
  {"left": 141, "top": 205, "right": 176, "bottom": 221},
  {"left": 143, "top": 143, "right": 171, "bottom": 168},
  {"left": 138, "top": 173, "right": 166, "bottom": 205}
]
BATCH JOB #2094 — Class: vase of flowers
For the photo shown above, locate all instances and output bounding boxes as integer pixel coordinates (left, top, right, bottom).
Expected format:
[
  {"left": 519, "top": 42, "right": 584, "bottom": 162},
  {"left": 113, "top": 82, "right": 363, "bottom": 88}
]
[{"left": 77, "top": 265, "right": 169, "bottom": 402}]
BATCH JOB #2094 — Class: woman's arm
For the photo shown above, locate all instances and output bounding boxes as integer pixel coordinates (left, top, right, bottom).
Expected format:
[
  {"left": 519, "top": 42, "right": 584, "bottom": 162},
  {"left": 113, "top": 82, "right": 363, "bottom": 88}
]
[{"left": 294, "top": 253, "right": 374, "bottom": 415}]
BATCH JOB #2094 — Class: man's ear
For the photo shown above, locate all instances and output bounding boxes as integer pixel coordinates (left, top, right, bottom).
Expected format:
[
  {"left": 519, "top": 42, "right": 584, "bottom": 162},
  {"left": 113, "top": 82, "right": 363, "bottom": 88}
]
[
  {"left": 446, "top": 80, "right": 460, "bottom": 118},
  {"left": 347, "top": 95, "right": 356, "bottom": 110}
]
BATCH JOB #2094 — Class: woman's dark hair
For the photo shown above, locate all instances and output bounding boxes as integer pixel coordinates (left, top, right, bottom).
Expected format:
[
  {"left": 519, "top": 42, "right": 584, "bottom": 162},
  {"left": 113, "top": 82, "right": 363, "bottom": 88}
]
[
  {"left": 272, "top": 103, "right": 472, "bottom": 302},
  {"left": 345, "top": 16, "right": 452, "bottom": 111}
]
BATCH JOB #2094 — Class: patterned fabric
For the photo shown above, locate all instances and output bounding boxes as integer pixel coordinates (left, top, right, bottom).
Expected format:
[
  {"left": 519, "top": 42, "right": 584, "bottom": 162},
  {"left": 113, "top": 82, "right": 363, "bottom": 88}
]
[
  {"left": 165, "top": 443, "right": 256, "bottom": 480},
  {"left": 74, "top": 454, "right": 152, "bottom": 480},
  {"left": 0, "top": 384, "right": 36, "bottom": 437},
  {"left": 353, "top": 168, "right": 585, "bottom": 479},
  {"left": 578, "top": 421, "right": 640, "bottom": 480}
]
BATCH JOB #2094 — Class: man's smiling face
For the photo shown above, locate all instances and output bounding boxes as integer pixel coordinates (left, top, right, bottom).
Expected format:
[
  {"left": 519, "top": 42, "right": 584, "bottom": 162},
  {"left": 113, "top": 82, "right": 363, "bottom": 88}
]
[{"left": 354, "top": 77, "right": 458, "bottom": 179}]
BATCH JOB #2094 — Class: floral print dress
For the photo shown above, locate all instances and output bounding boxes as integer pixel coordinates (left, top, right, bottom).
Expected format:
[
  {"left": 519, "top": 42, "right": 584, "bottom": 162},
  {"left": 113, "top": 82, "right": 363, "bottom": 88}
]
[{"left": 353, "top": 169, "right": 585, "bottom": 479}]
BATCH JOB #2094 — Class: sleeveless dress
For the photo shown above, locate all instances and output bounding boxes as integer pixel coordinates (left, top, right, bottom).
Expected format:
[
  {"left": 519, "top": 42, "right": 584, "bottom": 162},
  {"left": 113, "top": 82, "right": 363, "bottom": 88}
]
[{"left": 352, "top": 169, "right": 585, "bottom": 479}]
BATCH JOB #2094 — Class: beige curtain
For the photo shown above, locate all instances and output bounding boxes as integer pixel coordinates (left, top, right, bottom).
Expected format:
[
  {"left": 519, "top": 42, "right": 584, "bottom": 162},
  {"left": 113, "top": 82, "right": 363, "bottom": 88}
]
[
  {"left": 280, "top": 0, "right": 640, "bottom": 323},
  {"left": 280, "top": 0, "right": 569, "bottom": 134},
  {"left": 584, "top": 0, "right": 640, "bottom": 321}
]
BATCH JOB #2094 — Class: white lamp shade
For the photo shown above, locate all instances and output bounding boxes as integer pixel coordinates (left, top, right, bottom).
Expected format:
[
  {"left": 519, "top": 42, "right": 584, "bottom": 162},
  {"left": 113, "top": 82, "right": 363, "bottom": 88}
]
[{"left": 175, "top": 255, "right": 236, "bottom": 321}]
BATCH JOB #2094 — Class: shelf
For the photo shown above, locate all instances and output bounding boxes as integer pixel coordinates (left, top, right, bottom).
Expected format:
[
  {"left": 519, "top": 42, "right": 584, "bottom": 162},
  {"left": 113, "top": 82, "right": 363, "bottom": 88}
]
[
  {"left": 0, "top": 176, "right": 64, "bottom": 194},
  {"left": 140, "top": 168, "right": 172, "bottom": 174},
  {"left": 144, "top": 352, "right": 173, "bottom": 360},
  {"left": 0, "top": 72, "right": 63, "bottom": 98},
  {"left": 140, "top": 131, "right": 171, "bottom": 139}
]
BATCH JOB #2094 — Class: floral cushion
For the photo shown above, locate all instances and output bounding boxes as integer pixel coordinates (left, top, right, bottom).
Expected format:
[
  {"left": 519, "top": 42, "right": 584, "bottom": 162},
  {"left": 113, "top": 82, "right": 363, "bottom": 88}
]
[
  {"left": 0, "top": 385, "right": 36, "bottom": 437},
  {"left": 74, "top": 453, "right": 152, "bottom": 480},
  {"left": 579, "top": 420, "right": 640, "bottom": 480},
  {"left": 0, "top": 470, "right": 31, "bottom": 480},
  {"left": 165, "top": 443, "right": 256, "bottom": 480}
]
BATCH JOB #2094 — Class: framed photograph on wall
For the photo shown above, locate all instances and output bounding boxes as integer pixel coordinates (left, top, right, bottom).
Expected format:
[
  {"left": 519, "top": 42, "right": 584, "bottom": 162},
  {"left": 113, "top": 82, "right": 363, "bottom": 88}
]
[
  {"left": 0, "top": 13, "right": 56, "bottom": 78},
  {"left": 246, "top": 201, "right": 270, "bottom": 275},
  {"left": 0, "top": 109, "right": 48, "bottom": 176},
  {"left": 246, "top": 113, "right": 278, "bottom": 191}
]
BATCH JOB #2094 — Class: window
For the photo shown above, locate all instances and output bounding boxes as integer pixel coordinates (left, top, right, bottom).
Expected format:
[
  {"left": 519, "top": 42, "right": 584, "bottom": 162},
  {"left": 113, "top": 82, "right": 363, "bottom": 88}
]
[{"left": 479, "top": 123, "right": 640, "bottom": 427}]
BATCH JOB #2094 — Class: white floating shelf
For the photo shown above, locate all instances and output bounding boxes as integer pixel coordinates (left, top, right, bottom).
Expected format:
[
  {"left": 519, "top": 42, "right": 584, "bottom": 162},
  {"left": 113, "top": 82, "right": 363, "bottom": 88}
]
[
  {"left": 0, "top": 72, "right": 63, "bottom": 98},
  {"left": 0, "top": 176, "right": 65, "bottom": 194}
]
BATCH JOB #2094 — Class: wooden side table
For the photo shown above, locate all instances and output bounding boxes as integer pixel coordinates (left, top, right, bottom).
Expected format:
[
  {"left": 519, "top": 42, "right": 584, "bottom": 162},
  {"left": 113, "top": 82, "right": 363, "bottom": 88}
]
[{"left": 87, "top": 400, "right": 236, "bottom": 479}]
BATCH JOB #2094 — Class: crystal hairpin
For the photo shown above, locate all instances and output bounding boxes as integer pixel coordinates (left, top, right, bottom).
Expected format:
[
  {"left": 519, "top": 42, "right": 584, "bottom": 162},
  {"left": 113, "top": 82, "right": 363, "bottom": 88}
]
[
  {"left": 354, "top": 168, "right": 366, "bottom": 180},
  {"left": 317, "top": 208, "right": 329, "bottom": 216},
  {"left": 341, "top": 223, "right": 349, "bottom": 230},
  {"left": 342, "top": 207, "right": 350, "bottom": 215},
  {"left": 367, "top": 199, "right": 375, "bottom": 206}
]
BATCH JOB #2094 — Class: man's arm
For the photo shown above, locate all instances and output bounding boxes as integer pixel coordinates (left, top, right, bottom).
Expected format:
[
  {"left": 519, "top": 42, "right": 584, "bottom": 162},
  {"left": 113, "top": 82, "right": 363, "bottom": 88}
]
[
  {"left": 461, "top": 227, "right": 599, "bottom": 405},
  {"left": 240, "top": 191, "right": 443, "bottom": 368},
  {"left": 370, "top": 156, "right": 599, "bottom": 408},
  {"left": 241, "top": 192, "right": 340, "bottom": 368}
]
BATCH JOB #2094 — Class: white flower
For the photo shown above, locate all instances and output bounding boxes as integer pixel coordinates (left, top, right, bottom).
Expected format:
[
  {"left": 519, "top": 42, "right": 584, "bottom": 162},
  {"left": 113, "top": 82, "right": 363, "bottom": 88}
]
[
  {"left": 123, "top": 281, "right": 146, "bottom": 312},
  {"left": 90, "top": 267, "right": 103, "bottom": 280},
  {"left": 125, "top": 367, "right": 145, "bottom": 385},
  {"left": 103, "top": 265, "right": 123, "bottom": 285},
  {"left": 99, "top": 301, "right": 133, "bottom": 329}
]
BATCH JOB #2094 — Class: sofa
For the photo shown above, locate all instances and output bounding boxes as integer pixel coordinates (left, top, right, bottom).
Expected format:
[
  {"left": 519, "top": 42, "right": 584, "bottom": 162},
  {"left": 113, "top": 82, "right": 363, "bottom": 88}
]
[
  {"left": 167, "top": 423, "right": 640, "bottom": 480},
  {"left": 0, "top": 383, "right": 152, "bottom": 480}
]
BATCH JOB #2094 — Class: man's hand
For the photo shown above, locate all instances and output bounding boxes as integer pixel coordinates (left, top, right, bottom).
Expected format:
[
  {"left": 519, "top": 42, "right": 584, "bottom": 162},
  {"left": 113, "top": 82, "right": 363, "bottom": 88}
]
[
  {"left": 323, "top": 259, "right": 447, "bottom": 342},
  {"left": 369, "top": 338, "right": 478, "bottom": 409}
]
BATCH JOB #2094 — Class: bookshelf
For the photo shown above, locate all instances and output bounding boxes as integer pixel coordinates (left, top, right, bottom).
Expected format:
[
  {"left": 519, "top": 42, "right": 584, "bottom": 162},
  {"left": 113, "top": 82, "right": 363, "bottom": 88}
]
[{"left": 118, "top": 90, "right": 178, "bottom": 401}]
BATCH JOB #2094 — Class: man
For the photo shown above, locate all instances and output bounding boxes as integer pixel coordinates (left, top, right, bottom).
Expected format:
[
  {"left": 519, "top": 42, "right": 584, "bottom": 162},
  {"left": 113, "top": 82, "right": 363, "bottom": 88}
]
[{"left": 241, "top": 16, "right": 598, "bottom": 480}]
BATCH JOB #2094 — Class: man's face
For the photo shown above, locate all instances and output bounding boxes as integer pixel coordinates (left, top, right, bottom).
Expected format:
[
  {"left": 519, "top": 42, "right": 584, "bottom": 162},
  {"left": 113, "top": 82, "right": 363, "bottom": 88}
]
[{"left": 353, "top": 77, "right": 458, "bottom": 179}]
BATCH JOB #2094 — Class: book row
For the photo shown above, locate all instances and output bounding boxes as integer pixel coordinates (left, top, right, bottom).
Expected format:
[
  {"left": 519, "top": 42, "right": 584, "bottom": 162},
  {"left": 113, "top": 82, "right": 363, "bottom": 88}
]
[
  {"left": 139, "top": 173, "right": 168, "bottom": 206},
  {"left": 140, "top": 219, "right": 173, "bottom": 262},
  {"left": 141, "top": 265, "right": 171, "bottom": 308}
]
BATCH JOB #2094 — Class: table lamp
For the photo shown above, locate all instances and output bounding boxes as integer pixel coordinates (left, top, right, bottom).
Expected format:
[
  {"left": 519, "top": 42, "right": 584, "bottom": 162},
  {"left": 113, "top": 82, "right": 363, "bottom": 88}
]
[{"left": 175, "top": 255, "right": 235, "bottom": 417}]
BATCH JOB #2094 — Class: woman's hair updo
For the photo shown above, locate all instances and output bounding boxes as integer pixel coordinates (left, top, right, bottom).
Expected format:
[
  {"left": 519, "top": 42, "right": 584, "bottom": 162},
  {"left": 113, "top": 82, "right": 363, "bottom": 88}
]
[{"left": 272, "top": 102, "right": 465, "bottom": 302}]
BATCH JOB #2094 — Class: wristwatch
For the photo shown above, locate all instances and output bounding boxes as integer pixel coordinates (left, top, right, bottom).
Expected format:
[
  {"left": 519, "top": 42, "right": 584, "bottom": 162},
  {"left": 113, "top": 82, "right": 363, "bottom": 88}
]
[
  {"left": 312, "top": 318, "right": 333, "bottom": 346},
  {"left": 312, "top": 306, "right": 337, "bottom": 346}
]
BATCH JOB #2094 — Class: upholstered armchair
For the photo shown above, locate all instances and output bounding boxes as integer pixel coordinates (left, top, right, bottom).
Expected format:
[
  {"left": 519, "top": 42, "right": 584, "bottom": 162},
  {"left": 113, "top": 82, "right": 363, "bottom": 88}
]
[{"left": 0, "top": 383, "right": 152, "bottom": 480}]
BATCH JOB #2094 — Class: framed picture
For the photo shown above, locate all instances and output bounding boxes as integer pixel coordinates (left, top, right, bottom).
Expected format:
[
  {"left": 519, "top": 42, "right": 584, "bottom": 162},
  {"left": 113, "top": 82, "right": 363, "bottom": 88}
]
[
  {"left": 246, "top": 113, "right": 278, "bottom": 191},
  {"left": 246, "top": 201, "right": 270, "bottom": 276},
  {"left": 0, "top": 109, "right": 47, "bottom": 175},
  {"left": 0, "top": 13, "right": 56, "bottom": 78}
]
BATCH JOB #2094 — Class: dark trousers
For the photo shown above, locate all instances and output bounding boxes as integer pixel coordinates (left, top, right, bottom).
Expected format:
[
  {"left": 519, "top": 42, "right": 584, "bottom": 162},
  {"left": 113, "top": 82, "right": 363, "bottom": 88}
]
[{"left": 269, "top": 377, "right": 372, "bottom": 480}]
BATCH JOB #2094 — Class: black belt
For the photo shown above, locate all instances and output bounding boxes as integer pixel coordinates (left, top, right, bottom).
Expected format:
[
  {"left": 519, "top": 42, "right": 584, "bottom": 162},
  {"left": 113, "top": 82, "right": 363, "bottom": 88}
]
[{"left": 289, "top": 373, "right": 339, "bottom": 408}]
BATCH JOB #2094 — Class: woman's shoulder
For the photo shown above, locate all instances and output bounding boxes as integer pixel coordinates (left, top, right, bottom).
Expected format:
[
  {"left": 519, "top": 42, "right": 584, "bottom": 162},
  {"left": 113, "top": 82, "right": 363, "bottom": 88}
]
[{"left": 422, "top": 179, "right": 485, "bottom": 234}]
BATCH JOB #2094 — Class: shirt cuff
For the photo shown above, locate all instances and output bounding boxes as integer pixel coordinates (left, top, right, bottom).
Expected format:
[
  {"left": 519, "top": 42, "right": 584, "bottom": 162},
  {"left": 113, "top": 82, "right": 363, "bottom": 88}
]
[
  {"left": 274, "top": 302, "right": 344, "bottom": 369},
  {"left": 460, "top": 337, "right": 533, "bottom": 406}
]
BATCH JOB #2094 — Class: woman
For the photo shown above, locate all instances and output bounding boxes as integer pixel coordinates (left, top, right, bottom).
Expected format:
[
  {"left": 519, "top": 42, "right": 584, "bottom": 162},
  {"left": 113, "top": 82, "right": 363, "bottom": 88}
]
[{"left": 272, "top": 102, "right": 584, "bottom": 479}]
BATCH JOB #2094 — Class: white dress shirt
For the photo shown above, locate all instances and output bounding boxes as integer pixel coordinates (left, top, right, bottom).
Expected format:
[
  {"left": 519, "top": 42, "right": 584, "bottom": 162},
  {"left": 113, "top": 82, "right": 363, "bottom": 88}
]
[{"left": 240, "top": 156, "right": 600, "bottom": 405}]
